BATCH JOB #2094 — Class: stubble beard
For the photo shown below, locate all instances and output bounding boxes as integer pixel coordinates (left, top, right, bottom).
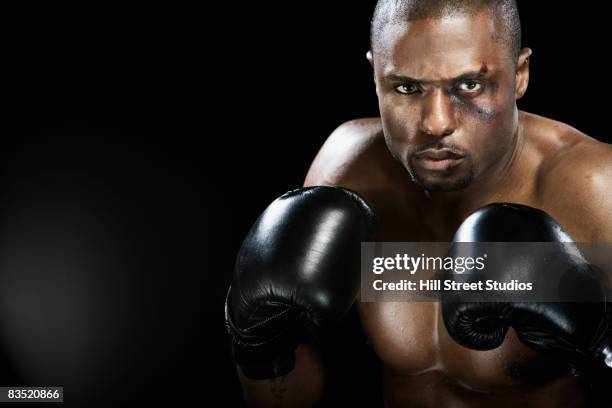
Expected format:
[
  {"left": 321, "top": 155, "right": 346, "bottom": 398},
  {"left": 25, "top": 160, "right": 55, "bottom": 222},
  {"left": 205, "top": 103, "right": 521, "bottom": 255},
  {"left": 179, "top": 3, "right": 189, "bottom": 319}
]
[{"left": 406, "top": 155, "right": 475, "bottom": 192}]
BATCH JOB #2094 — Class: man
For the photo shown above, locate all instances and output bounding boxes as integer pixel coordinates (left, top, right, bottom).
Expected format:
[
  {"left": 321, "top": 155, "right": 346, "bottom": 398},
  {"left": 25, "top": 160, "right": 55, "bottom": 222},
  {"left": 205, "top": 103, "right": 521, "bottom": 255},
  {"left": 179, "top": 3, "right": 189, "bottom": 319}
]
[{"left": 227, "top": 0, "right": 612, "bottom": 406}]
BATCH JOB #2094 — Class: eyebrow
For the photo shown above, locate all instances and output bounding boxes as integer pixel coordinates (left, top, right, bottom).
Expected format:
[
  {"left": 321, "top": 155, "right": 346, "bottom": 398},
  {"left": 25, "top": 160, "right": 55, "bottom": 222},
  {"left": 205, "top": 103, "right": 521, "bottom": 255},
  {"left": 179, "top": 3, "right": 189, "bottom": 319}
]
[{"left": 386, "top": 67, "right": 489, "bottom": 84}]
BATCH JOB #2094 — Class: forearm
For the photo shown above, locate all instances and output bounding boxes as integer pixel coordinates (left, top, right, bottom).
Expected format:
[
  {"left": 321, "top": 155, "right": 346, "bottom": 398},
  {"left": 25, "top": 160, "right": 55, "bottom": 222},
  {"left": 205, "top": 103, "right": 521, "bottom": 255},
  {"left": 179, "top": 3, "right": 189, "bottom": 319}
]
[{"left": 238, "top": 344, "right": 325, "bottom": 408}]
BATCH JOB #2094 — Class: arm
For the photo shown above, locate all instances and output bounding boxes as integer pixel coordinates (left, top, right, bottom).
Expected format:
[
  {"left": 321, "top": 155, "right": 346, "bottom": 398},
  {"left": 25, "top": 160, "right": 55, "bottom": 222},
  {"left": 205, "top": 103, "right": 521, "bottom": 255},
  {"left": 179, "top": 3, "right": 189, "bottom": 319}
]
[
  {"left": 236, "top": 119, "right": 384, "bottom": 407},
  {"left": 442, "top": 203, "right": 612, "bottom": 389},
  {"left": 538, "top": 141, "right": 612, "bottom": 291},
  {"left": 235, "top": 120, "right": 383, "bottom": 406},
  {"left": 238, "top": 344, "right": 324, "bottom": 408},
  {"left": 226, "top": 187, "right": 374, "bottom": 407}
]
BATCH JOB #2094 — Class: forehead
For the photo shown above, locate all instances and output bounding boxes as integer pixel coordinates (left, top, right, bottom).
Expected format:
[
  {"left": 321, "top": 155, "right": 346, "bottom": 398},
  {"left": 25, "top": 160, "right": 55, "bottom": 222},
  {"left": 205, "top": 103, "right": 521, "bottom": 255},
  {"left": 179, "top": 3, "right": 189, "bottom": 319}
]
[{"left": 375, "top": 10, "right": 511, "bottom": 79}]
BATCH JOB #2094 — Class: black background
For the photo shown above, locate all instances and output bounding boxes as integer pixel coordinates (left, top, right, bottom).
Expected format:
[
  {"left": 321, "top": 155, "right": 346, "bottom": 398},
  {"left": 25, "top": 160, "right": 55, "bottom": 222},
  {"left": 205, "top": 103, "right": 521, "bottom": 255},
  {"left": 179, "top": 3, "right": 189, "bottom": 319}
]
[{"left": 1, "top": 2, "right": 609, "bottom": 407}]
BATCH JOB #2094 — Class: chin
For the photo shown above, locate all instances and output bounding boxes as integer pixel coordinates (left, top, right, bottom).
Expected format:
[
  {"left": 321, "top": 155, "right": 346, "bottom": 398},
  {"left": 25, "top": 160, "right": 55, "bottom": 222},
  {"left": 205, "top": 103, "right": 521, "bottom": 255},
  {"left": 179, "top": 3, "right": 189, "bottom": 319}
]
[{"left": 410, "top": 170, "right": 475, "bottom": 192}]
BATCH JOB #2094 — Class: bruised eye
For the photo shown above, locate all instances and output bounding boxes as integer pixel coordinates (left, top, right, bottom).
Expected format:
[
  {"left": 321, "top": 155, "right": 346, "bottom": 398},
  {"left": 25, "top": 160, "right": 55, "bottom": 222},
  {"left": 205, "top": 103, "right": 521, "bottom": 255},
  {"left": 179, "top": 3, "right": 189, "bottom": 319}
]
[
  {"left": 457, "top": 81, "right": 482, "bottom": 92},
  {"left": 394, "top": 83, "right": 418, "bottom": 95}
]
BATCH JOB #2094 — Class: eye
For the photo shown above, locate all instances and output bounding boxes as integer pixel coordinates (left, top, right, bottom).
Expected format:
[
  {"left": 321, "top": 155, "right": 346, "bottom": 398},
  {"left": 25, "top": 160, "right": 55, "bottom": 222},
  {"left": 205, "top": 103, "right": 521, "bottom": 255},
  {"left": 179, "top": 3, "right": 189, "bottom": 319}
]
[
  {"left": 394, "top": 83, "right": 418, "bottom": 95},
  {"left": 457, "top": 81, "right": 482, "bottom": 92}
]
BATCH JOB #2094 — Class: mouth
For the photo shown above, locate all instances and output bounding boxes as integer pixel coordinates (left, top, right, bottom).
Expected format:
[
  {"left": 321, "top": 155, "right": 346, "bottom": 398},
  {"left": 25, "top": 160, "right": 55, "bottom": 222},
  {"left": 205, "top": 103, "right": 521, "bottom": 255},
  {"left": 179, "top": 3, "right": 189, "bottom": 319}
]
[{"left": 413, "top": 148, "right": 466, "bottom": 172}]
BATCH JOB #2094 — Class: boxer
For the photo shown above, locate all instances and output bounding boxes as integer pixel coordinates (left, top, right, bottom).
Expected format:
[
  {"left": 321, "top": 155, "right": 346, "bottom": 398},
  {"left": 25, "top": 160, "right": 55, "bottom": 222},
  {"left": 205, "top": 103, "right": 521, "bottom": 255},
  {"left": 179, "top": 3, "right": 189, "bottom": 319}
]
[{"left": 227, "top": 0, "right": 612, "bottom": 406}]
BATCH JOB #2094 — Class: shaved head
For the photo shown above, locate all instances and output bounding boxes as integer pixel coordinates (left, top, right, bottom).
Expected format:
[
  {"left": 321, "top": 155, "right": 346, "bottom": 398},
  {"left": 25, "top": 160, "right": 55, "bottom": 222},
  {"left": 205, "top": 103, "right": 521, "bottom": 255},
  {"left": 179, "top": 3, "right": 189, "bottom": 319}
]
[{"left": 370, "top": 0, "right": 521, "bottom": 60}]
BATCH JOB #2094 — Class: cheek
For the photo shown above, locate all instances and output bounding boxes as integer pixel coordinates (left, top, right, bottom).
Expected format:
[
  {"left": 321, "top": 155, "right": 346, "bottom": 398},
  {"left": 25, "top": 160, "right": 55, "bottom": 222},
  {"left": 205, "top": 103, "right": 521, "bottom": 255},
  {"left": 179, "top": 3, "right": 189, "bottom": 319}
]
[
  {"left": 380, "top": 119, "right": 405, "bottom": 160},
  {"left": 452, "top": 90, "right": 515, "bottom": 146},
  {"left": 457, "top": 105, "right": 515, "bottom": 168},
  {"left": 451, "top": 94, "right": 499, "bottom": 124},
  {"left": 380, "top": 99, "right": 420, "bottom": 143}
]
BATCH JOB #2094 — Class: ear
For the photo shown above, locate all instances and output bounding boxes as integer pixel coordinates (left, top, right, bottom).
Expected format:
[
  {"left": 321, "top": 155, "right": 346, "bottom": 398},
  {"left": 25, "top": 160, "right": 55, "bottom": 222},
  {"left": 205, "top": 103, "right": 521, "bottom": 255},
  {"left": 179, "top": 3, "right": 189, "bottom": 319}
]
[
  {"left": 366, "top": 50, "right": 379, "bottom": 96},
  {"left": 366, "top": 50, "right": 374, "bottom": 68},
  {"left": 515, "top": 48, "right": 532, "bottom": 100}
]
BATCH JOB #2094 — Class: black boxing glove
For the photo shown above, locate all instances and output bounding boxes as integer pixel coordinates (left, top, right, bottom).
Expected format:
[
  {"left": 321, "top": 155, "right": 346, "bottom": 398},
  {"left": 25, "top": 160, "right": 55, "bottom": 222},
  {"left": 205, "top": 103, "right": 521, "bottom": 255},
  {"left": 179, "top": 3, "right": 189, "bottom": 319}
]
[
  {"left": 441, "top": 203, "right": 612, "bottom": 378},
  {"left": 224, "top": 186, "right": 375, "bottom": 379}
]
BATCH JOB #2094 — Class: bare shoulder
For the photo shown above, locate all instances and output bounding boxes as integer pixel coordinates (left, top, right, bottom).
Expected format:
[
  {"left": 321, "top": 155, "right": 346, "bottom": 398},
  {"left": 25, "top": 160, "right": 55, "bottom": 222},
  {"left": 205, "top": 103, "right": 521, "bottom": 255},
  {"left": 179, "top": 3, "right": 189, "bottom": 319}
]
[
  {"left": 303, "top": 117, "right": 402, "bottom": 190},
  {"left": 535, "top": 114, "right": 612, "bottom": 190},
  {"left": 303, "top": 118, "right": 421, "bottom": 239},
  {"left": 530, "top": 112, "right": 612, "bottom": 241}
]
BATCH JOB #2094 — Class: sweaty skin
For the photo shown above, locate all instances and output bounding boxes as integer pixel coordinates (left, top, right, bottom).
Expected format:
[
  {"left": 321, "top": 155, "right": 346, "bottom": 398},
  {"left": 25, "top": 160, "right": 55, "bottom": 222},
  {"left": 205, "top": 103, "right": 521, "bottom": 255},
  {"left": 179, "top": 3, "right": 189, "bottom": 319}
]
[{"left": 300, "top": 9, "right": 612, "bottom": 408}]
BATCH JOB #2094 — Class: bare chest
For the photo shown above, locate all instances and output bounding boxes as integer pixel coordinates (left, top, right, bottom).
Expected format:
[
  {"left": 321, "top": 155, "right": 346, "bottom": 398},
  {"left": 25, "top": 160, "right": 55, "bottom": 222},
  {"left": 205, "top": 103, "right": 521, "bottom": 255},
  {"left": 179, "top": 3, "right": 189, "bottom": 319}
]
[
  {"left": 357, "top": 300, "right": 569, "bottom": 391},
  {"left": 357, "top": 192, "right": 574, "bottom": 393}
]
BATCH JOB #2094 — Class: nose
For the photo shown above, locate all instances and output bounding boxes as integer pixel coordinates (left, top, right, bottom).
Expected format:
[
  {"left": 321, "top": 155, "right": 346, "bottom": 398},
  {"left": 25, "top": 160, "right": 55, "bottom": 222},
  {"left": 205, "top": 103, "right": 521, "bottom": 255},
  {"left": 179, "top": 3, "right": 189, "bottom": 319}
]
[{"left": 419, "top": 89, "right": 457, "bottom": 137}]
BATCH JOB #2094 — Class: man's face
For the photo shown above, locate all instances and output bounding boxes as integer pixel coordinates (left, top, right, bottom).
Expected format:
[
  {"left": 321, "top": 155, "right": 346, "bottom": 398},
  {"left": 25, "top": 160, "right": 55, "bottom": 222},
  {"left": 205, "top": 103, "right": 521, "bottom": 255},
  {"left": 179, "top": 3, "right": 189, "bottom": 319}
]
[{"left": 371, "top": 10, "right": 525, "bottom": 192}]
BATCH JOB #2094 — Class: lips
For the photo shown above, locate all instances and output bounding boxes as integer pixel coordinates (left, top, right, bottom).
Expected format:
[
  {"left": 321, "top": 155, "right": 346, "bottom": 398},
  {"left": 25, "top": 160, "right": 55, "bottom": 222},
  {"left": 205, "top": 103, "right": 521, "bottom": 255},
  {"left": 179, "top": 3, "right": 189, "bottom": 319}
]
[
  {"left": 413, "top": 148, "right": 465, "bottom": 171},
  {"left": 415, "top": 148, "right": 465, "bottom": 160}
]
